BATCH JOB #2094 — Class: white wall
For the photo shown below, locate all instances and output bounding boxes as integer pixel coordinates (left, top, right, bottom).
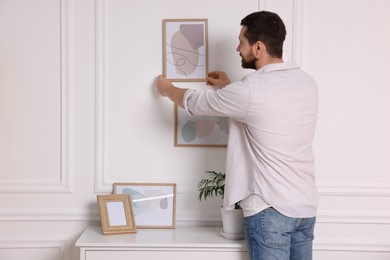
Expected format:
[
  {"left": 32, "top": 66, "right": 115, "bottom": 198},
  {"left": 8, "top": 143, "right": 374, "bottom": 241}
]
[
  {"left": 0, "top": 0, "right": 389, "bottom": 259},
  {"left": 304, "top": 0, "right": 390, "bottom": 258}
]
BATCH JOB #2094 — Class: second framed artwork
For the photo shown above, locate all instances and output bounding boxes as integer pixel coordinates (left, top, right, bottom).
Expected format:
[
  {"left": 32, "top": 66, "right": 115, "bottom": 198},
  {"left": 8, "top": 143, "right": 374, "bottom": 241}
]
[
  {"left": 163, "top": 19, "right": 208, "bottom": 81},
  {"left": 113, "top": 183, "right": 176, "bottom": 229},
  {"left": 174, "top": 105, "right": 229, "bottom": 147}
]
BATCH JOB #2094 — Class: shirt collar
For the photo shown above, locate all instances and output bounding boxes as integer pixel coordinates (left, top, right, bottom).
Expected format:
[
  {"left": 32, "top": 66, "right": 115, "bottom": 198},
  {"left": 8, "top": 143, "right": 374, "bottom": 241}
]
[{"left": 257, "top": 61, "right": 299, "bottom": 74}]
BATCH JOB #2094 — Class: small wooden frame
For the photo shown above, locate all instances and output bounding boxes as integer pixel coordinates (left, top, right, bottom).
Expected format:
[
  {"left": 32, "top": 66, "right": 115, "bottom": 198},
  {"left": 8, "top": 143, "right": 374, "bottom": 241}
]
[
  {"left": 163, "top": 18, "right": 208, "bottom": 81},
  {"left": 113, "top": 183, "right": 176, "bottom": 229},
  {"left": 97, "top": 194, "right": 137, "bottom": 235}
]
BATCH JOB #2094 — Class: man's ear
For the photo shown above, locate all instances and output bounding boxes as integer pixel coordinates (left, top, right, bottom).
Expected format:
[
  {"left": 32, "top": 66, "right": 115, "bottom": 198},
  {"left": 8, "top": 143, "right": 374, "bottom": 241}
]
[{"left": 253, "top": 41, "right": 265, "bottom": 58}]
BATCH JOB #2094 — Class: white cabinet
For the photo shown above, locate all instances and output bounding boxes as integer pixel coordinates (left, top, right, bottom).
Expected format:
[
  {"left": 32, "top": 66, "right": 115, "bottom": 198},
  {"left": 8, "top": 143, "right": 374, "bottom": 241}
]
[{"left": 75, "top": 226, "right": 248, "bottom": 260}]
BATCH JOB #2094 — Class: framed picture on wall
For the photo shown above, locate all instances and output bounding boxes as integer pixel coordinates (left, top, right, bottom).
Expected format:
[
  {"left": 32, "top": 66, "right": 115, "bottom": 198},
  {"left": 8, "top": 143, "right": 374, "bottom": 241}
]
[
  {"left": 97, "top": 194, "right": 137, "bottom": 235},
  {"left": 163, "top": 19, "right": 208, "bottom": 81},
  {"left": 174, "top": 105, "right": 229, "bottom": 147},
  {"left": 113, "top": 183, "right": 176, "bottom": 229}
]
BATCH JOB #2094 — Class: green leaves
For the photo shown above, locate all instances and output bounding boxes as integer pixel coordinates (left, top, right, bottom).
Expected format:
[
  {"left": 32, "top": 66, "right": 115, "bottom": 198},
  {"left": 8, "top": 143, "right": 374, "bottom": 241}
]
[
  {"left": 197, "top": 170, "right": 225, "bottom": 201},
  {"left": 197, "top": 170, "right": 241, "bottom": 209}
]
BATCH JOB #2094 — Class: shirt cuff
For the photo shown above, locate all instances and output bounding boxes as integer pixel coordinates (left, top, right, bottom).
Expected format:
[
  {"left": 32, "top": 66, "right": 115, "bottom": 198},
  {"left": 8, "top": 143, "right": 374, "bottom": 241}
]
[{"left": 183, "top": 89, "right": 195, "bottom": 115}]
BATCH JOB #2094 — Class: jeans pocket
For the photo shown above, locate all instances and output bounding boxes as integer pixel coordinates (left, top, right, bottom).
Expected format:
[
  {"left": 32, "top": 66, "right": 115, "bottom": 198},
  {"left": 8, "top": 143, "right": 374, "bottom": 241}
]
[
  {"left": 302, "top": 217, "right": 316, "bottom": 240},
  {"left": 260, "top": 208, "right": 296, "bottom": 248}
]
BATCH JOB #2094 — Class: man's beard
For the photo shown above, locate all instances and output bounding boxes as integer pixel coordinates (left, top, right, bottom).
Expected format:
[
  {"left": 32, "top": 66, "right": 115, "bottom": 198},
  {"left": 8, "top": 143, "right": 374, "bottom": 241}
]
[{"left": 241, "top": 55, "right": 257, "bottom": 69}]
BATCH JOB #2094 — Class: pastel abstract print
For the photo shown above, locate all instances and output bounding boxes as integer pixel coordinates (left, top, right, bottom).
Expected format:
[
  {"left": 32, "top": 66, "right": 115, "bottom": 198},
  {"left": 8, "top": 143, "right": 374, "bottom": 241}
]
[
  {"left": 163, "top": 19, "right": 208, "bottom": 81},
  {"left": 114, "top": 183, "right": 176, "bottom": 228},
  {"left": 175, "top": 106, "right": 229, "bottom": 147}
]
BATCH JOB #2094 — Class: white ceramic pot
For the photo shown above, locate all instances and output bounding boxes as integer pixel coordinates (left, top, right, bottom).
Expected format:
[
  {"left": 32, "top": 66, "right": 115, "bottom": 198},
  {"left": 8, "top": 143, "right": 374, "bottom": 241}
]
[{"left": 220, "top": 208, "right": 244, "bottom": 239}]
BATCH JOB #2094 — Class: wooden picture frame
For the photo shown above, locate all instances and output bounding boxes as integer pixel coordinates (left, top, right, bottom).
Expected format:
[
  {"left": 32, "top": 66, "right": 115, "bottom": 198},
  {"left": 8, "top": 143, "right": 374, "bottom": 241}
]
[
  {"left": 174, "top": 105, "right": 229, "bottom": 147},
  {"left": 113, "top": 183, "right": 176, "bottom": 229},
  {"left": 163, "top": 19, "right": 208, "bottom": 81},
  {"left": 97, "top": 194, "right": 137, "bottom": 235}
]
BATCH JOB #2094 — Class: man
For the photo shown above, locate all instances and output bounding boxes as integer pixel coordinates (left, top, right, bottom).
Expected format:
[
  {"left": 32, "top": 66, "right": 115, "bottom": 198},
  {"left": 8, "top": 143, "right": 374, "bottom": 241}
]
[{"left": 156, "top": 11, "right": 318, "bottom": 260}]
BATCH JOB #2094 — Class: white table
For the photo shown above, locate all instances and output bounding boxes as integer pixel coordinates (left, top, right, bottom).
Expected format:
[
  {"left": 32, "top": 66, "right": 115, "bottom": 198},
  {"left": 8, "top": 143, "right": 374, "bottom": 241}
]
[{"left": 75, "top": 226, "right": 248, "bottom": 260}]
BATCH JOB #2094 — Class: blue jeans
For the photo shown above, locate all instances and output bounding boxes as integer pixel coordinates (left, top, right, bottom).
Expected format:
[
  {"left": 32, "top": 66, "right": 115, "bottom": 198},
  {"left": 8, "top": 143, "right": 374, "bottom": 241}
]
[{"left": 244, "top": 208, "right": 316, "bottom": 260}]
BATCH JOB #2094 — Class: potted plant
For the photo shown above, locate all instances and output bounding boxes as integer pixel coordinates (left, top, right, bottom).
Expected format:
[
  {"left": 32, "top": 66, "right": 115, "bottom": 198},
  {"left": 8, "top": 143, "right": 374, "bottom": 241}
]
[{"left": 198, "top": 170, "right": 244, "bottom": 239}]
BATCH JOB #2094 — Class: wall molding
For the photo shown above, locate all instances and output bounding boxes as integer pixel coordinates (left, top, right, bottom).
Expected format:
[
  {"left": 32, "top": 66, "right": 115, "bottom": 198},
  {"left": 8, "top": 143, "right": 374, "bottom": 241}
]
[
  {"left": 291, "top": 0, "right": 303, "bottom": 65},
  {"left": 314, "top": 240, "right": 390, "bottom": 253},
  {"left": 0, "top": 210, "right": 99, "bottom": 222},
  {"left": 258, "top": 0, "right": 265, "bottom": 11},
  {"left": 317, "top": 210, "right": 390, "bottom": 224},
  {"left": 318, "top": 184, "right": 390, "bottom": 197},
  {"left": 94, "top": 178, "right": 390, "bottom": 197},
  {"left": 180, "top": 182, "right": 390, "bottom": 197},
  {"left": 0, "top": 0, "right": 73, "bottom": 194},
  {"left": 0, "top": 238, "right": 68, "bottom": 259},
  {"left": 259, "top": 0, "right": 303, "bottom": 65},
  {"left": 0, "top": 239, "right": 65, "bottom": 248},
  {"left": 94, "top": 0, "right": 108, "bottom": 193},
  {"left": 1, "top": 208, "right": 390, "bottom": 225}
]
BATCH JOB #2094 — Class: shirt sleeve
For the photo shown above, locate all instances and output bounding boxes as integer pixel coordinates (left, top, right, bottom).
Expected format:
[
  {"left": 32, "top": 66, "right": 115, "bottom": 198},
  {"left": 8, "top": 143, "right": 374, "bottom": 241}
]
[
  {"left": 186, "top": 81, "right": 251, "bottom": 120},
  {"left": 183, "top": 89, "right": 196, "bottom": 115}
]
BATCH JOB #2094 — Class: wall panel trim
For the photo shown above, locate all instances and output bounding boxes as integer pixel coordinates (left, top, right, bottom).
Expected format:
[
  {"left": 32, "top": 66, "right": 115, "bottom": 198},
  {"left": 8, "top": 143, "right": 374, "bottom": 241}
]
[
  {"left": 0, "top": 239, "right": 66, "bottom": 259},
  {"left": 318, "top": 184, "right": 390, "bottom": 197},
  {"left": 314, "top": 240, "right": 390, "bottom": 253},
  {"left": 94, "top": 0, "right": 107, "bottom": 193},
  {"left": 317, "top": 210, "right": 390, "bottom": 224},
  {"left": 0, "top": 210, "right": 99, "bottom": 222},
  {"left": 259, "top": 0, "right": 303, "bottom": 65},
  {"left": 0, "top": 0, "right": 74, "bottom": 194},
  {"left": 1, "top": 208, "right": 390, "bottom": 225}
]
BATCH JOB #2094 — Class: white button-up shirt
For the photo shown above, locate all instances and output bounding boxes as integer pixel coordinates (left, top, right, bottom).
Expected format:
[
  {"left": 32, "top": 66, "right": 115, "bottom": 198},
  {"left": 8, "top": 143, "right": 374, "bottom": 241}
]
[{"left": 184, "top": 62, "right": 319, "bottom": 218}]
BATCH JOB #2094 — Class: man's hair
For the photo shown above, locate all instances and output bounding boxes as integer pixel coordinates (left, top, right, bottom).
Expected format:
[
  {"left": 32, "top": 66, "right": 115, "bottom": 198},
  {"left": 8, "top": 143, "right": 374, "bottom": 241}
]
[{"left": 241, "top": 11, "right": 286, "bottom": 58}]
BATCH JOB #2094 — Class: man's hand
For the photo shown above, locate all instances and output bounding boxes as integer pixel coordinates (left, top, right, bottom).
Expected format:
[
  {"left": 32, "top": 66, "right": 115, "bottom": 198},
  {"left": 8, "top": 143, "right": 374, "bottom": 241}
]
[
  {"left": 207, "top": 71, "right": 231, "bottom": 89},
  {"left": 155, "top": 74, "right": 187, "bottom": 108},
  {"left": 155, "top": 74, "right": 173, "bottom": 97}
]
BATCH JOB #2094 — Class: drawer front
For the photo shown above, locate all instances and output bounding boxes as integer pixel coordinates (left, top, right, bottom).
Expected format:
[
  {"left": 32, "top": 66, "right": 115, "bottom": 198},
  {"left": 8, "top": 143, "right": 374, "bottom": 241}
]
[{"left": 85, "top": 250, "right": 249, "bottom": 260}]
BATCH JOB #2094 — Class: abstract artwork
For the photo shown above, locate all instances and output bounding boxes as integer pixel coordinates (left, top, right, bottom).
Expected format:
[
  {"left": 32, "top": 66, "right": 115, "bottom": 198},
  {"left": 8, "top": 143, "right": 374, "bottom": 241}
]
[
  {"left": 174, "top": 105, "right": 229, "bottom": 147},
  {"left": 113, "top": 183, "right": 176, "bottom": 229},
  {"left": 163, "top": 19, "right": 208, "bottom": 81}
]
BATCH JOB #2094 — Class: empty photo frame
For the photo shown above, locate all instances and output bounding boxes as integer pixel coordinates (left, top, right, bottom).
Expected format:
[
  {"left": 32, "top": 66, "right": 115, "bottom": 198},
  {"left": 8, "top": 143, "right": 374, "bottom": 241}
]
[
  {"left": 113, "top": 183, "right": 176, "bottom": 229},
  {"left": 163, "top": 19, "right": 208, "bottom": 81},
  {"left": 97, "top": 194, "right": 137, "bottom": 235}
]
